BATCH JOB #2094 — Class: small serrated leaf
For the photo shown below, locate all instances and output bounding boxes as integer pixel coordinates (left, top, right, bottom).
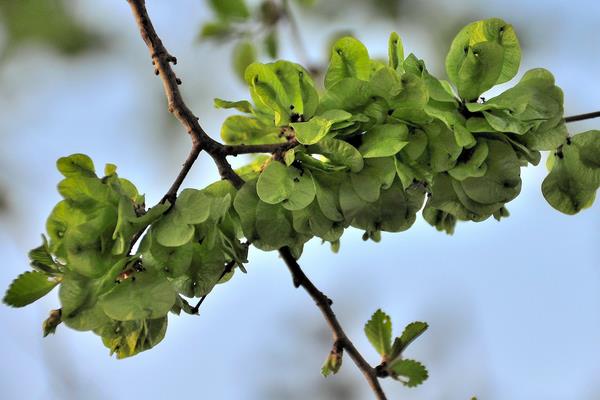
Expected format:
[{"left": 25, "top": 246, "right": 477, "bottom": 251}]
[
  {"left": 4, "top": 271, "right": 59, "bottom": 307},
  {"left": 364, "top": 309, "right": 393, "bottom": 357},
  {"left": 390, "top": 321, "right": 428, "bottom": 359},
  {"left": 389, "top": 358, "right": 428, "bottom": 387}
]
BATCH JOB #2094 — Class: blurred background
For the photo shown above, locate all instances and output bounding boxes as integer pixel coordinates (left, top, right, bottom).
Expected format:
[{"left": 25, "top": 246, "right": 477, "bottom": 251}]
[{"left": 0, "top": 0, "right": 599, "bottom": 399}]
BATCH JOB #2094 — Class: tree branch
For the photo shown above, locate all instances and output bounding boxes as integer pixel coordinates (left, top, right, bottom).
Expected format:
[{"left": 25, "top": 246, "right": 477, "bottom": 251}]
[
  {"left": 127, "top": 2, "right": 388, "bottom": 398},
  {"left": 126, "top": 0, "right": 242, "bottom": 188},
  {"left": 564, "top": 110, "right": 600, "bottom": 123},
  {"left": 279, "top": 247, "right": 388, "bottom": 400},
  {"left": 191, "top": 260, "right": 237, "bottom": 314},
  {"left": 162, "top": 142, "right": 202, "bottom": 204}
]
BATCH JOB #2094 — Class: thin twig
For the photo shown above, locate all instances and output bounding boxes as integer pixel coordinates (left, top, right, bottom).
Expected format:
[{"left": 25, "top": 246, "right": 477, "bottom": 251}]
[
  {"left": 191, "top": 260, "right": 236, "bottom": 314},
  {"left": 279, "top": 247, "right": 388, "bottom": 400},
  {"left": 127, "top": 128, "right": 202, "bottom": 253},
  {"left": 126, "top": 0, "right": 242, "bottom": 188},
  {"left": 162, "top": 142, "right": 202, "bottom": 204},
  {"left": 564, "top": 111, "right": 600, "bottom": 123}
]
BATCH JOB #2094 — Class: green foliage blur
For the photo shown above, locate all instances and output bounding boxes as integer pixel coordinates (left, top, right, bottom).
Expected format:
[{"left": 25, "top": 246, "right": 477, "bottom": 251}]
[{"left": 0, "top": 0, "right": 100, "bottom": 57}]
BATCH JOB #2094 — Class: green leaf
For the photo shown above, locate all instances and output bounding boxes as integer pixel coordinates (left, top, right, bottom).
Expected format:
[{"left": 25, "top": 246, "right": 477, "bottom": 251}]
[
  {"left": 446, "top": 18, "right": 521, "bottom": 100},
  {"left": 233, "top": 179, "right": 260, "bottom": 241},
  {"left": 232, "top": 40, "right": 256, "bottom": 82},
  {"left": 236, "top": 156, "right": 270, "bottom": 180},
  {"left": 459, "top": 139, "right": 521, "bottom": 205},
  {"left": 318, "top": 78, "right": 373, "bottom": 115},
  {"left": 449, "top": 140, "right": 489, "bottom": 181},
  {"left": 257, "top": 161, "right": 294, "bottom": 204},
  {"left": 453, "top": 123, "right": 476, "bottom": 149},
  {"left": 153, "top": 213, "right": 195, "bottom": 247},
  {"left": 319, "top": 109, "right": 353, "bottom": 124},
  {"left": 245, "top": 61, "right": 318, "bottom": 125},
  {"left": 145, "top": 233, "right": 193, "bottom": 278},
  {"left": 273, "top": 60, "right": 319, "bottom": 120},
  {"left": 309, "top": 138, "right": 364, "bottom": 173},
  {"left": 542, "top": 147, "right": 598, "bottom": 215},
  {"left": 422, "top": 121, "right": 462, "bottom": 173},
  {"left": 390, "top": 321, "right": 429, "bottom": 359},
  {"left": 564, "top": 130, "right": 600, "bottom": 188},
  {"left": 364, "top": 309, "right": 393, "bottom": 357},
  {"left": 359, "top": 124, "right": 409, "bottom": 158},
  {"left": 246, "top": 63, "right": 288, "bottom": 124},
  {"left": 325, "top": 37, "right": 371, "bottom": 89},
  {"left": 389, "top": 72, "right": 429, "bottom": 122},
  {"left": 389, "top": 359, "right": 428, "bottom": 387},
  {"left": 351, "top": 167, "right": 382, "bottom": 203},
  {"left": 456, "top": 41, "right": 504, "bottom": 101},
  {"left": 104, "top": 163, "right": 117, "bottom": 176},
  {"left": 57, "top": 154, "right": 96, "bottom": 178},
  {"left": 282, "top": 169, "right": 316, "bottom": 211},
  {"left": 422, "top": 204, "right": 457, "bottom": 234},
  {"left": 466, "top": 69, "right": 564, "bottom": 141},
  {"left": 99, "top": 271, "right": 176, "bottom": 321},
  {"left": 214, "top": 98, "right": 253, "bottom": 113},
  {"left": 352, "top": 178, "right": 424, "bottom": 233},
  {"left": 59, "top": 277, "right": 109, "bottom": 331},
  {"left": 291, "top": 117, "right": 332, "bottom": 145},
  {"left": 150, "top": 189, "right": 210, "bottom": 247},
  {"left": 339, "top": 178, "right": 367, "bottom": 220},
  {"left": 312, "top": 171, "right": 344, "bottom": 221},
  {"left": 221, "top": 115, "right": 283, "bottom": 145},
  {"left": 176, "top": 189, "right": 211, "bottom": 224},
  {"left": 96, "top": 317, "right": 167, "bottom": 359},
  {"left": 209, "top": 0, "right": 249, "bottom": 21},
  {"left": 3, "top": 271, "right": 59, "bottom": 307},
  {"left": 254, "top": 201, "right": 295, "bottom": 250},
  {"left": 388, "top": 32, "right": 404, "bottom": 70}
]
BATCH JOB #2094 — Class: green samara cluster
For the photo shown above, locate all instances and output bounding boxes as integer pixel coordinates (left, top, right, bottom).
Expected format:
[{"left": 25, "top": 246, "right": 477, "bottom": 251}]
[
  {"left": 4, "top": 18, "right": 599, "bottom": 359},
  {"left": 5, "top": 156, "right": 247, "bottom": 358}
]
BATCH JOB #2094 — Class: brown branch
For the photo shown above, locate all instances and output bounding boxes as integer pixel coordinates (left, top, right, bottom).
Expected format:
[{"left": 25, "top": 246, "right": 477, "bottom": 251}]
[
  {"left": 564, "top": 110, "right": 600, "bottom": 123},
  {"left": 279, "top": 247, "right": 388, "bottom": 400},
  {"left": 126, "top": 2, "right": 387, "bottom": 398},
  {"left": 162, "top": 142, "right": 202, "bottom": 204},
  {"left": 128, "top": 129, "right": 202, "bottom": 253},
  {"left": 126, "top": 0, "right": 241, "bottom": 189}
]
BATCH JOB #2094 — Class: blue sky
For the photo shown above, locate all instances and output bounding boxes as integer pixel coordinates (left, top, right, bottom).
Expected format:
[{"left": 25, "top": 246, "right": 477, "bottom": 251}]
[{"left": 0, "top": 1, "right": 598, "bottom": 399}]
